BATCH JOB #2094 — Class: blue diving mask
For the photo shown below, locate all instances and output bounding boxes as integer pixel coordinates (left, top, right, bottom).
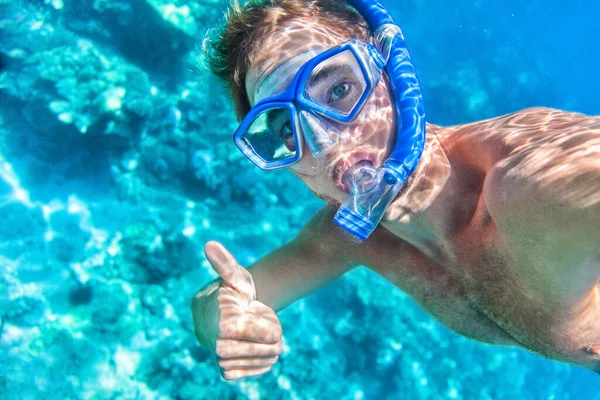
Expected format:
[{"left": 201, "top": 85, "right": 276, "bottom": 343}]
[
  {"left": 233, "top": 0, "right": 426, "bottom": 241},
  {"left": 234, "top": 39, "right": 386, "bottom": 169}
]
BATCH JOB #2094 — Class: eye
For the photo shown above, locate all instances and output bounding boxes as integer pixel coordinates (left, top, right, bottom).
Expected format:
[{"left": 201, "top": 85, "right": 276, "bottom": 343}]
[
  {"left": 280, "top": 122, "right": 293, "bottom": 138},
  {"left": 279, "top": 122, "right": 296, "bottom": 151},
  {"left": 328, "top": 82, "right": 351, "bottom": 103}
]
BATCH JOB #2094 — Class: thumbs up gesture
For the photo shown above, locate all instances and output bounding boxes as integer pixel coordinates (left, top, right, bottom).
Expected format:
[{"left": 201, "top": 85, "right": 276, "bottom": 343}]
[{"left": 191, "top": 241, "right": 283, "bottom": 380}]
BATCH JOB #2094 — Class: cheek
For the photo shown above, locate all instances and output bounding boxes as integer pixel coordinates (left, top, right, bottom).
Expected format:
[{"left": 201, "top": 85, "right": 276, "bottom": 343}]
[
  {"left": 290, "top": 140, "right": 328, "bottom": 173},
  {"left": 340, "top": 80, "right": 395, "bottom": 147},
  {"left": 296, "top": 174, "right": 345, "bottom": 205},
  {"left": 358, "top": 81, "right": 393, "bottom": 124},
  {"left": 363, "top": 79, "right": 395, "bottom": 129}
]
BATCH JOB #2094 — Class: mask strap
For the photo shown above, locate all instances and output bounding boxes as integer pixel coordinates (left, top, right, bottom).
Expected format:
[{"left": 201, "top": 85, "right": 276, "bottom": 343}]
[{"left": 374, "top": 25, "right": 404, "bottom": 63}]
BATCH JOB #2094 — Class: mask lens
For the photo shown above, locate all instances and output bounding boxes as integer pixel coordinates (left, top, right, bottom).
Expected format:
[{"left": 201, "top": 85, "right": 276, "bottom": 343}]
[
  {"left": 304, "top": 50, "right": 367, "bottom": 117},
  {"left": 240, "top": 107, "right": 297, "bottom": 163}
]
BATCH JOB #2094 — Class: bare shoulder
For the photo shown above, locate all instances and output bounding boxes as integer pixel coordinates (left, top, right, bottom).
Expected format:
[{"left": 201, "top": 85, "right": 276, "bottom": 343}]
[
  {"left": 480, "top": 108, "right": 600, "bottom": 302},
  {"left": 449, "top": 107, "right": 599, "bottom": 140},
  {"left": 482, "top": 107, "right": 600, "bottom": 229},
  {"left": 490, "top": 107, "right": 600, "bottom": 159},
  {"left": 440, "top": 107, "right": 600, "bottom": 234},
  {"left": 440, "top": 107, "right": 600, "bottom": 169}
]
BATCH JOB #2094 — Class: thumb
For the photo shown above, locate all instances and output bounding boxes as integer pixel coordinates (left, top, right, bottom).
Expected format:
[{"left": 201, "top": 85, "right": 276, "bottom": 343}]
[{"left": 204, "top": 241, "right": 256, "bottom": 303}]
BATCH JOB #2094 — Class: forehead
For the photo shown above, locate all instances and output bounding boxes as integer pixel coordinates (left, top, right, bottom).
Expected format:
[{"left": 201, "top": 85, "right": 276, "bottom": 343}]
[{"left": 245, "top": 18, "right": 352, "bottom": 105}]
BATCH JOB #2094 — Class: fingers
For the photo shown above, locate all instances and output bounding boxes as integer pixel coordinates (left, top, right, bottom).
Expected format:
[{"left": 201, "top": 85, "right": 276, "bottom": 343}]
[
  {"left": 190, "top": 281, "right": 221, "bottom": 349},
  {"left": 216, "top": 340, "right": 282, "bottom": 381},
  {"left": 218, "top": 355, "right": 279, "bottom": 370},
  {"left": 215, "top": 339, "right": 283, "bottom": 360},
  {"left": 222, "top": 366, "right": 273, "bottom": 381},
  {"left": 218, "top": 299, "right": 282, "bottom": 343},
  {"left": 196, "top": 244, "right": 282, "bottom": 381},
  {"left": 205, "top": 241, "right": 256, "bottom": 303},
  {"left": 219, "top": 316, "right": 282, "bottom": 344}
]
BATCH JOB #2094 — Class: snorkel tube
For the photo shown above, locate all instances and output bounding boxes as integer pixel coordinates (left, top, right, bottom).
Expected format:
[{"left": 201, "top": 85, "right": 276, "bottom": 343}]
[{"left": 333, "top": 0, "right": 426, "bottom": 241}]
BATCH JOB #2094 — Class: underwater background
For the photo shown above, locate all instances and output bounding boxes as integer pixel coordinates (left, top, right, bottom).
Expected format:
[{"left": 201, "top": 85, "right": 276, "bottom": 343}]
[{"left": 1, "top": 0, "right": 599, "bottom": 398}]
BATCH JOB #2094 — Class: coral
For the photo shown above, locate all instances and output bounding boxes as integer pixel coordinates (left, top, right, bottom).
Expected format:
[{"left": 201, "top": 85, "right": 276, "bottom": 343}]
[
  {"left": 1, "top": 296, "right": 46, "bottom": 327},
  {"left": 0, "top": 0, "right": 599, "bottom": 399}
]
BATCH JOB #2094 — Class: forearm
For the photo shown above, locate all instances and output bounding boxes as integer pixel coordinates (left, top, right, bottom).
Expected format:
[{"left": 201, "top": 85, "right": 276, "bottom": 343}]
[
  {"left": 194, "top": 206, "right": 359, "bottom": 312},
  {"left": 248, "top": 205, "right": 360, "bottom": 311},
  {"left": 249, "top": 238, "right": 357, "bottom": 311},
  {"left": 484, "top": 115, "right": 600, "bottom": 302}
]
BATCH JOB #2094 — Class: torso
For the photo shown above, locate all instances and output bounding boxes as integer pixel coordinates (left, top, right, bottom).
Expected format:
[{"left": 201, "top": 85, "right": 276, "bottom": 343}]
[{"left": 358, "top": 109, "right": 600, "bottom": 371}]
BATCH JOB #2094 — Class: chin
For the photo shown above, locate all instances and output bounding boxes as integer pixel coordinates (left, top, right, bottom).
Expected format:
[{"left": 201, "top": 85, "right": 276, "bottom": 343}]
[
  {"left": 309, "top": 184, "right": 346, "bottom": 207},
  {"left": 319, "top": 194, "right": 342, "bottom": 207}
]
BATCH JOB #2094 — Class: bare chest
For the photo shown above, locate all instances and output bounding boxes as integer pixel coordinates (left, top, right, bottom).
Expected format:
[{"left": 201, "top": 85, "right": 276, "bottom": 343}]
[
  {"left": 366, "top": 222, "right": 600, "bottom": 370},
  {"left": 363, "top": 226, "right": 520, "bottom": 347},
  {"left": 452, "top": 225, "right": 600, "bottom": 370}
]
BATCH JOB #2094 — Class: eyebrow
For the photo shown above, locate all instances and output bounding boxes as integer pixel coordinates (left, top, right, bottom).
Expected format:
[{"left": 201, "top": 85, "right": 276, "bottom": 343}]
[
  {"left": 309, "top": 63, "right": 353, "bottom": 86},
  {"left": 253, "top": 50, "right": 322, "bottom": 104}
]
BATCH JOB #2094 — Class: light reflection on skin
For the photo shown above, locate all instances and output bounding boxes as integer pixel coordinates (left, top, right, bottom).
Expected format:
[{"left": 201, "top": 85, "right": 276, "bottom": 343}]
[
  {"left": 228, "top": 15, "right": 600, "bottom": 373},
  {"left": 245, "top": 18, "right": 396, "bottom": 206},
  {"left": 244, "top": 17, "right": 462, "bottom": 246}
]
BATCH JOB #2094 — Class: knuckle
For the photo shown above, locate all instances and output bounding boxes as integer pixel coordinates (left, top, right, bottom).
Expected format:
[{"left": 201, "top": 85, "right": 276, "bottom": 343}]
[
  {"left": 214, "top": 340, "right": 228, "bottom": 358},
  {"left": 217, "top": 320, "right": 230, "bottom": 337},
  {"left": 218, "top": 318, "right": 238, "bottom": 338},
  {"left": 216, "top": 289, "right": 229, "bottom": 304},
  {"left": 266, "top": 305, "right": 278, "bottom": 316},
  {"left": 266, "top": 327, "right": 282, "bottom": 343},
  {"left": 218, "top": 361, "right": 235, "bottom": 371},
  {"left": 221, "top": 371, "right": 237, "bottom": 381}
]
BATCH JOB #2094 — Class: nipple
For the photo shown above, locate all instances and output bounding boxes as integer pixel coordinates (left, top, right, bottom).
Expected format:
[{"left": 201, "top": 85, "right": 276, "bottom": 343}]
[{"left": 584, "top": 344, "right": 600, "bottom": 357}]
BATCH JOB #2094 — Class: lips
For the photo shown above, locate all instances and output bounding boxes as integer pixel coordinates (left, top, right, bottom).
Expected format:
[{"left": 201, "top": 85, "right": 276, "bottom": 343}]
[{"left": 331, "top": 150, "right": 377, "bottom": 192}]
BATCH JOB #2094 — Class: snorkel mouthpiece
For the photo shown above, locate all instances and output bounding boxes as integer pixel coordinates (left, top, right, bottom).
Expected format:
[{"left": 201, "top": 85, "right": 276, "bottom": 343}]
[
  {"left": 342, "top": 160, "right": 378, "bottom": 194},
  {"left": 334, "top": 0, "right": 426, "bottom": 240},
  {"left": 336, "top": 164, "right": 408, "bottom": 240}
]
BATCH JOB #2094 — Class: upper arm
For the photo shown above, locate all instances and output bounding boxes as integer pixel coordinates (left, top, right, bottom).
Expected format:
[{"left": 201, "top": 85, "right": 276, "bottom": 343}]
[
  {"left": 248, "top": 205, "right": 361, "bottom": 311},
  {"left": 487, "top": 111, "right": 600, "bottom": 248},
  {"left": 485, "top": 110, "right": 600, "bottom": 299}
]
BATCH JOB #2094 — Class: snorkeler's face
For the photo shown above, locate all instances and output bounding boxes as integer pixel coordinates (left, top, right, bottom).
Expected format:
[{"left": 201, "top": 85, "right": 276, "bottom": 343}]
[{"left": 246, "top": 18, "right": 396, "bottom": 206}]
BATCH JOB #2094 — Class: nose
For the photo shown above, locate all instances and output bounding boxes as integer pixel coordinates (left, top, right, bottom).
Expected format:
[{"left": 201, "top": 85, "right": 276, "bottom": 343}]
[
  {"left": 299, "top": 110, "right": 338, "bottom": 159},
  {"left": 289, "top": 138, "right": 329, "bottom": 175}
]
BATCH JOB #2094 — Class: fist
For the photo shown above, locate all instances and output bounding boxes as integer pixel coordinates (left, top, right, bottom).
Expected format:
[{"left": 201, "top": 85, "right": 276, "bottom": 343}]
[{"left": 192, "top": 241, "right": 283, "bottom": 380}]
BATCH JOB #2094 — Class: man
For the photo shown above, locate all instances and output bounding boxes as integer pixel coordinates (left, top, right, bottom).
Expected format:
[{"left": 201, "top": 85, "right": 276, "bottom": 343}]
[{"left": 191, "top": 0, "right": 600, "bottom": 380}]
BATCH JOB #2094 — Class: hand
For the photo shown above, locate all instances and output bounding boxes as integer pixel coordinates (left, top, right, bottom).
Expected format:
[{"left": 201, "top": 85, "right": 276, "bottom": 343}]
[{"left": 191, "top": 241, "right": 283, "bottom": 380}]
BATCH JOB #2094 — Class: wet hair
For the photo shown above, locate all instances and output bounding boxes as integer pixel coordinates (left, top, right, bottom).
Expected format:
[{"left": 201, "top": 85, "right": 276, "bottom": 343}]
[{"left": 203, "top": 0, "right": 371, "bottom": 121}]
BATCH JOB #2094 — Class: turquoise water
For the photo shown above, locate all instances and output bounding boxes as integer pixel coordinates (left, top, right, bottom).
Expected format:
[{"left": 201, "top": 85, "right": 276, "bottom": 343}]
[{"left": 1, "top": 0, "right": 599, "bottom": 399}]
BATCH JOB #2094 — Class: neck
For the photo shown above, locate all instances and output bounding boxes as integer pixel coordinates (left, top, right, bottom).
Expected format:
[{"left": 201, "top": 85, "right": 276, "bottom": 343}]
[{"left": 381, "top": 123, "right": 481, "bottom": 256}]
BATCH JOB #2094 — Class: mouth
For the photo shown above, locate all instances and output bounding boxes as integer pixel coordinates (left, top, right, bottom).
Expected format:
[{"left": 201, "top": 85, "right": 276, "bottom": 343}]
[{"left": 332, "top": 150, "right": 377, "bottom": 193}]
